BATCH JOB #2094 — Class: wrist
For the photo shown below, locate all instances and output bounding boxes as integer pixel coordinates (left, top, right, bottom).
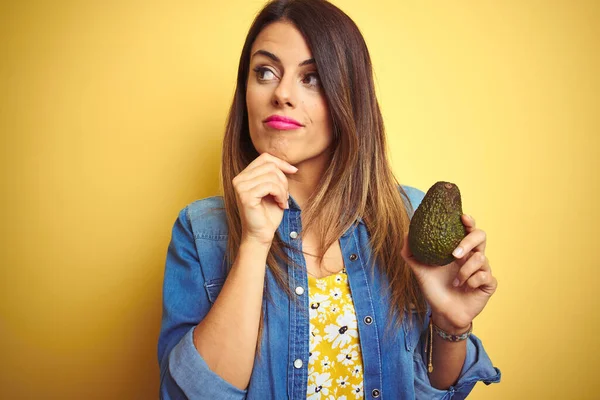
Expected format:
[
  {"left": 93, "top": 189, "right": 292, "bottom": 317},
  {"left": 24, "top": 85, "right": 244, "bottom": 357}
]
[
  {"left": 238, "top": 236, "right": 273, "bottom": 266},
  {"left": 240, "top": 234, "right": 273, "bottom": 251},
  {"left": 430, "top": 314, "right": 471, "bottom": 335},
  {"left": 233, "top": 237, "right": 271, "bottom": 274}
]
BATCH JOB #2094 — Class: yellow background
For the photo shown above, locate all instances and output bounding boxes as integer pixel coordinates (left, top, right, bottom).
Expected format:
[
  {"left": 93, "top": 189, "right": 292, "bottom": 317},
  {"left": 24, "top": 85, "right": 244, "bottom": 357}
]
[{"left": 1, "top": 0, "right": 598, "bottom": 398}]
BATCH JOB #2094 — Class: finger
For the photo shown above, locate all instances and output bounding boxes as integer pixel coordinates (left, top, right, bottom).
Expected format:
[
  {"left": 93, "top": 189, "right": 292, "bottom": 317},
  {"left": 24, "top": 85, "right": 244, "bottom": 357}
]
[
  {"left": 401, "top": 234, "right": 410, "bottom": 255},
  {"left": 247, "top": 152, "right": 298, "bottom": 174},
  {"left": 461, "top": 214, "right": 476, "bottom": 232},
  {"left": 400, "top": 234, "right": 423, "bottom": 280},
  {"left": 453, "top": 252, "right": 490, "bottom": 287},
  {"left": 400, "top": 234, "right": 429, "bottom": 270},
  {"left": 238, "top": 182, "right": 288, "bottom": 210},
  {"left": 237, "top": 162, "right": 289, "bottom": 193},
  {"left": 453, "top": 228, "right": 487, "bottom": 259},
  {"left": 237, "top": 171, "right": 287, "bottom": 196},
  {"left": 238, "top": 177, "right": 288, "bottom": 209},
  {"left": 246, "top": 181, "right": 288, "bottom": 210},
  {"left": 465, "top": 270, "right": 498, "bottom": 295},
  {"left": 400, "top": 234, "right": 417, "bottom": 263}
]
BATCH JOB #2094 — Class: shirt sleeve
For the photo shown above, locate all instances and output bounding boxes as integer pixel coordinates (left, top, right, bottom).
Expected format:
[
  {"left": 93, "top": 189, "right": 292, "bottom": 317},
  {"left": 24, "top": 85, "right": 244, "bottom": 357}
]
[
  {"left": 413, "top": 319, "right": 501, "bottom": 399},
  {"left": 158, "top": 207, "right": 247, "bottom": 400}
]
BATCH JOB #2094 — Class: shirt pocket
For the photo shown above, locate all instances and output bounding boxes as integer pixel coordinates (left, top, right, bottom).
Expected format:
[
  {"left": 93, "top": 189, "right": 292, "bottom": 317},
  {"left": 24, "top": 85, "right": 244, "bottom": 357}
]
[
  {"left": 204, "top": 277, "right": 226, "bottom": 304},
  {"left": 402, "top": 306, "right": 422, "bottom": 353}
]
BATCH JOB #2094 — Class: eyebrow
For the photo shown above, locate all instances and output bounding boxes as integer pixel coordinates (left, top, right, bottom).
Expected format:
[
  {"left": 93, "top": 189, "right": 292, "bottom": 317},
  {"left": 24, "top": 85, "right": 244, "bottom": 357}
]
[{"left": 252, "top": 49, "right": 315, "bottom": 67}]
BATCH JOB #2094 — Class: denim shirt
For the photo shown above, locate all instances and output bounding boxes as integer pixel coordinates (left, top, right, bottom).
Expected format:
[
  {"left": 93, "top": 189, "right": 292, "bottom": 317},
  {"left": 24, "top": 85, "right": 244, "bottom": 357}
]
[{"left": 158, "top": 186, "right": 501, "bottom": 399}]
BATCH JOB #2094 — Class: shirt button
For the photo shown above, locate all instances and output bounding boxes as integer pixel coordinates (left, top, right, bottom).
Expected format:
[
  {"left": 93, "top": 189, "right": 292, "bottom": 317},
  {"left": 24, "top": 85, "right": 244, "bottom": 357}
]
[
  {"left": 349, "top": 254, "right": 358, "bottom": 261},
  {"left": 364, "top": 316, "right": 373, "bottom": 325},
  {"left": 372, "top": 388, "right": 381, "bottom": 398},
  {"left": 290, "top": 231, "right": 298, "bottom": 239},
  {"left": 294, "top": 359, "right": 303, "bottom": 369},
  {"left": 295, "top": 286, "right": 305, "bottom": 295}
]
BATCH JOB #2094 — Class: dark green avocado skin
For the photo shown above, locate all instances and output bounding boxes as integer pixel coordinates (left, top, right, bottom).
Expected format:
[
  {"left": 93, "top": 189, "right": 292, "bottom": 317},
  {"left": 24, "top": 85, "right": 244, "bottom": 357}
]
[{"left": 408, "top": 181, "right": 467, "bottom": 266}]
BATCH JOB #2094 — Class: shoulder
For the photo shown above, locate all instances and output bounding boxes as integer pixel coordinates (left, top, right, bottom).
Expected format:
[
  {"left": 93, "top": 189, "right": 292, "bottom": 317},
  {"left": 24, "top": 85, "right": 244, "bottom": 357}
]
[
  {"left": 399, "top": 184, "right": 426, "bottom": 212},
  {"left": 181, "top": 195, "right": 229, "bottom": 240}
]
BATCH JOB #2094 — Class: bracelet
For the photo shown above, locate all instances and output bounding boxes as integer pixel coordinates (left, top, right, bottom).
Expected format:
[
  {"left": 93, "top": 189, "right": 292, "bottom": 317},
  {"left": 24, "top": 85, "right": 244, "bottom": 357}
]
[
  {"left": 432, "top": 321, "right": 473, "bottom": 342},
  {"left": 424, "top": 320, "right": 473, "bottom": 373}
]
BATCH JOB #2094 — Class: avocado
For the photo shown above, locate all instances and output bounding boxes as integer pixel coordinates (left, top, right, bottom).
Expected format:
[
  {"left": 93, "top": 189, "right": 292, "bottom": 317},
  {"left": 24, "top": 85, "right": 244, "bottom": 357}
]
[{"left": 408, "top": 181, "right": 467, "bottom": 266}]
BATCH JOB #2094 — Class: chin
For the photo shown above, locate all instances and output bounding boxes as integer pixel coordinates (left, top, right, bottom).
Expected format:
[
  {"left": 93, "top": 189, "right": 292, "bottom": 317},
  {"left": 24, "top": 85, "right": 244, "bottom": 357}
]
[
  {"left": 260, "top": 148, "right": 294, "bottom": 163},
  {"left": 253, "top": 140, "right": 294, "bottom": 162}
]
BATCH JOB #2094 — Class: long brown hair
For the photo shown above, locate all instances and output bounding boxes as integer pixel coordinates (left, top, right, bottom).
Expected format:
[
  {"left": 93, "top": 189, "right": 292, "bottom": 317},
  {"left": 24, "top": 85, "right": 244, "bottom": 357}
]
[{"left": 221, "top": 0, "right": 426, "bottom": 337}]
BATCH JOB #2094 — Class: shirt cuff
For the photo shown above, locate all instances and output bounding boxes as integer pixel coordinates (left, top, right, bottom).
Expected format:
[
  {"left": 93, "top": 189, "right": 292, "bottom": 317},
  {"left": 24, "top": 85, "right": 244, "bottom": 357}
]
[
  {"left": 167, "top": 326, "right": 248, "bottom": 400},
  {"left": 414, "top": 333, "right": 501, "bottom": 400}
]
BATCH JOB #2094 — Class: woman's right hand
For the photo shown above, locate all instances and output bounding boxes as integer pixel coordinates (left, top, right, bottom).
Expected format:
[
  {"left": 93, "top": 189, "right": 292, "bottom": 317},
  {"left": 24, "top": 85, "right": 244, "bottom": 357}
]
[{"left": 232, "top": 153, "right": 298, "bottom": 247}]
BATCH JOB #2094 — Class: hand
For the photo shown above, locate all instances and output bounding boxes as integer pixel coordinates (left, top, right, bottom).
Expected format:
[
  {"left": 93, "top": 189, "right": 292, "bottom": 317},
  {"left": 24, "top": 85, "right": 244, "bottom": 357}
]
[
  {"left": 401, "top": 214, "right": 498, "bottom": 333},
  {"left": 232, "top": 153, "right": 298, "bottom": 247}
]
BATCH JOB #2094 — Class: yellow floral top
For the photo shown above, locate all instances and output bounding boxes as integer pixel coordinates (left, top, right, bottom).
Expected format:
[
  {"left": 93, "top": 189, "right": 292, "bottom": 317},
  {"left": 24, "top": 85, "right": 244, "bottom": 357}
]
[{"left": 307, "top": 268, "right": 365, "bottom": 399}]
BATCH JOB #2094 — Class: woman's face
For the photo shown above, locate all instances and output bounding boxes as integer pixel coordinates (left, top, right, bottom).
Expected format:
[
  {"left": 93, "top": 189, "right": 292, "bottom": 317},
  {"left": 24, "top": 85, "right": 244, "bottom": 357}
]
[{"left": 246, "top": 21, "right": 333, "bottom": 168}]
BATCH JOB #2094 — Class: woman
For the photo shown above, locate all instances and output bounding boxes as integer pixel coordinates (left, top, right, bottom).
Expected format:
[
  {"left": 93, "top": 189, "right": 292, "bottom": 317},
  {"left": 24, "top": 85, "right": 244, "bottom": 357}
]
[{"left": 158, "top": 0, "right": 501, "bottom": 398}]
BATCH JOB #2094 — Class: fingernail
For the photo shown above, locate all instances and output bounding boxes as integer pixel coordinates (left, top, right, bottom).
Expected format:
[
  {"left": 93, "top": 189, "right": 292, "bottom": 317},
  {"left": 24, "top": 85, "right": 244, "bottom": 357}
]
[
  {"left": 291, "top": 166, "right": 298, "bottom": 172},
  {"left": 287, "top": 191, "right": 290, "bottom": 199},
  {"left": 453, "top": 278, "right": 460, "bottom": 287},
  {"left": 453, "top": 247, "right": 463, "bottom": 257}
]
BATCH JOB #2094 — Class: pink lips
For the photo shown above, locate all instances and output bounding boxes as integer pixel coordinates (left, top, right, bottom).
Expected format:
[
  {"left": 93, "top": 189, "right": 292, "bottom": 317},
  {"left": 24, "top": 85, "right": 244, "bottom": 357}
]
[{"left": 263, "top": 115, "right": 304, "bottom": 130}]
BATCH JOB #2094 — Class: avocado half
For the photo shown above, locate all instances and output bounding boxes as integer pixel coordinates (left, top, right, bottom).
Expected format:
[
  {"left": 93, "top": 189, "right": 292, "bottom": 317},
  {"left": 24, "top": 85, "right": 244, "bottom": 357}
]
[{"left": 408, "top": 181, "right": 467, "bottom": 266}]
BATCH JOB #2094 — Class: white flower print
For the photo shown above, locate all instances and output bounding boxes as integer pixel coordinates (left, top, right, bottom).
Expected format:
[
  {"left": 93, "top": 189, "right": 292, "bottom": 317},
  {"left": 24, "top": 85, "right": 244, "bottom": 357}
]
[
  {"left": 308, "top": 261, "right": 363, "bottom": 400},
  {"left": 352, "top": 381, "right": 363, "bottom": 399},
  {"left": 351, "top": 364, "right": 362, "bottom": 378},
  {"left": 336, "top": 375, "right": 350, "bottom": 390},
  {"left": 323, "top": 310, "right": 358, "bottom": 348},
  {"left": 330, "top": 287, "right": 342, "bottom": 301},
  {"left": 317, "top": 310, "right": 330, "bottom": 324},
  {"left": 320, "top": 356, "right": 334, "bottom": 371},
  {"left": 309, "top": 350, "right": 320, "bottom": 365},
  {"left": 316, "top": 279, "right": 327, "bottom": 291},
  {"left": 307, "top": 372, "right": 333, "bottom": 400},
  {"left": 342, "top": 302, "right": 355, "bottom": 314},
  {"left": 309, "top": 293, "right": 331, "bottom": 320},
  {"left": 337, "top": 345, "right": 359, "bottom": 366},
  {"left": 310, "top": 328, "right": 323, "bottom": 352}
]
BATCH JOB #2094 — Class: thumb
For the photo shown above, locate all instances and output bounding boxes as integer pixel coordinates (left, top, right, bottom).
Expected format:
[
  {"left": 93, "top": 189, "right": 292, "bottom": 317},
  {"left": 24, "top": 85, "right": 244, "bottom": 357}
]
[
  {"left": 401, "top": 234, "right": 432, "bottom": 276},
  {"left": 400, "top": 233, "right": 412, "bottom": 262},
  {"left": 401, "top": 234, "right": 420, "bottom": 269}
]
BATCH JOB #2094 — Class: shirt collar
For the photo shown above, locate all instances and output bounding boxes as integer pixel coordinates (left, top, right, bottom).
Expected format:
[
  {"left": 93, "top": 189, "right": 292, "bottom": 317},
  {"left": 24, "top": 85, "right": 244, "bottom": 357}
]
[{"left": 287, "top": 195, "right": 301, "bottom": 211}]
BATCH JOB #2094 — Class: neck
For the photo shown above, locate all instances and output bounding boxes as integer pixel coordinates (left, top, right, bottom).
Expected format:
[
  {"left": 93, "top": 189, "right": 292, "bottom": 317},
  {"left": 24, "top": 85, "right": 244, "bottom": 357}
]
[{"left": 286, "top": 155, "right": 329, "bottom": 210}]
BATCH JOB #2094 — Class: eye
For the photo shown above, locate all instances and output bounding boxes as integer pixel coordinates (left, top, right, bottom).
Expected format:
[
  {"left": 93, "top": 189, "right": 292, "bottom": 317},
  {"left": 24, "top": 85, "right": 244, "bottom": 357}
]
[
  {"left": 253, "top": 66, "right": 277, "bottom": 82},
  {"left": 301, "top": 72, "right": 320, "bottom": 88}
]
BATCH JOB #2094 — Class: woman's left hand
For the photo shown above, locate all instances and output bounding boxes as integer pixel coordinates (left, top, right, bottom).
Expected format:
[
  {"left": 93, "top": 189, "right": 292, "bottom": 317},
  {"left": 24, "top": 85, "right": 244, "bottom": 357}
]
[{"left": 401, "top": 214, "right": 498, "bottom": 333}]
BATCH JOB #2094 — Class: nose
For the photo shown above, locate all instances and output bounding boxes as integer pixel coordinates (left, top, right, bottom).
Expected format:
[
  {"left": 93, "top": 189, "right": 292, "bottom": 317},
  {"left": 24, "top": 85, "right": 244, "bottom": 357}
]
[{"left": 272, "top": 74, "right": 296, "bottom": 108}]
